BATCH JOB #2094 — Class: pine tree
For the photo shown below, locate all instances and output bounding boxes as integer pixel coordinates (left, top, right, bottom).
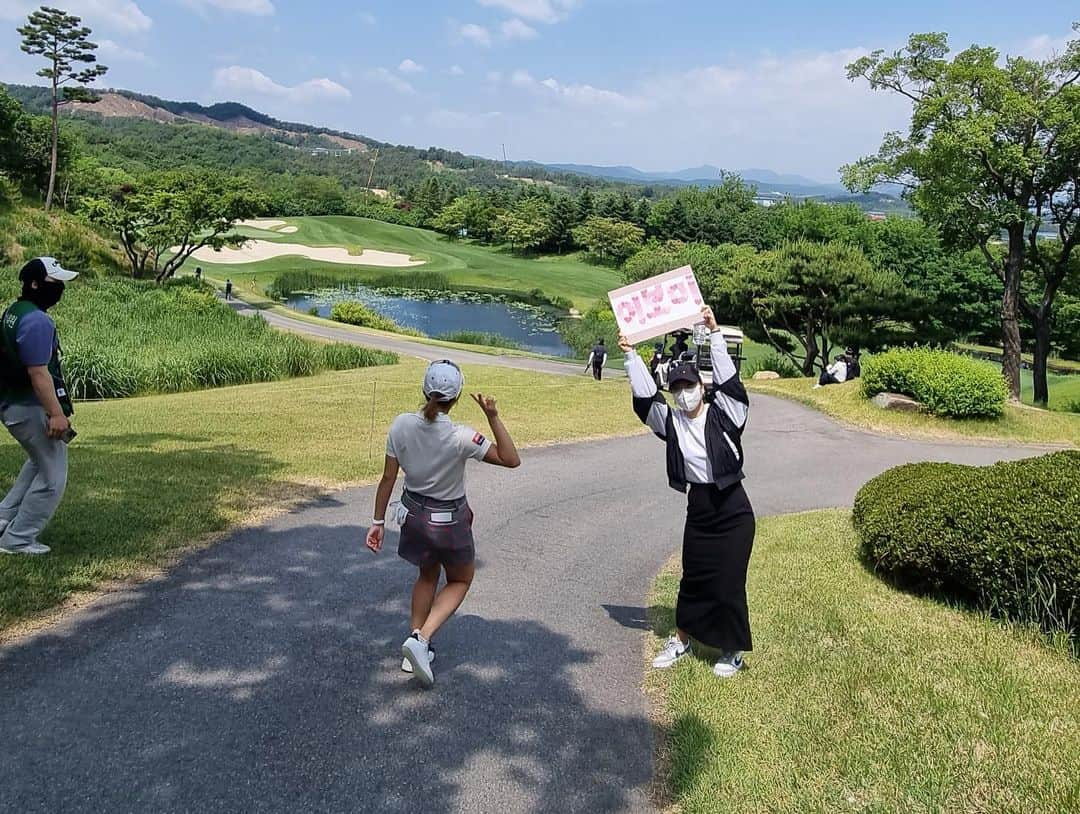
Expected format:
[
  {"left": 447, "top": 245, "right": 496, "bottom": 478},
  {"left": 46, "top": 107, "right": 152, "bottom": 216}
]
[{"left": 19, "top": 6, "right": 108, "bottom": 211}]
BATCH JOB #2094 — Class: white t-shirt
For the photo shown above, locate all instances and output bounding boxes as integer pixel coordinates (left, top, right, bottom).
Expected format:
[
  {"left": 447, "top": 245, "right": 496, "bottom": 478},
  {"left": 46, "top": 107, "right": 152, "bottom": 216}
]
[
  {"left": 672, "top": 409, "right": 712, "bottom": 484},
  {"left": 385, "top": 412, "right": 493, "bottom": 500}
]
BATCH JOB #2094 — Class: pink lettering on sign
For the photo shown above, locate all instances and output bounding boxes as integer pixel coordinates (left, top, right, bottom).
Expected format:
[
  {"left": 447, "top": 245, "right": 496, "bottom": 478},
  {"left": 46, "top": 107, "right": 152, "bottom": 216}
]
[{"left": 607, "top": 265, "right": 707, "bottom": 346}]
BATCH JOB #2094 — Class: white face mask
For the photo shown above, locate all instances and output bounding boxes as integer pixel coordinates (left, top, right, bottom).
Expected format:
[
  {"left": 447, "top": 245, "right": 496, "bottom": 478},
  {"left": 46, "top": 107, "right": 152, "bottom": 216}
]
[{"left": 674, "top": 385, "right": 703, "bottom": 413}]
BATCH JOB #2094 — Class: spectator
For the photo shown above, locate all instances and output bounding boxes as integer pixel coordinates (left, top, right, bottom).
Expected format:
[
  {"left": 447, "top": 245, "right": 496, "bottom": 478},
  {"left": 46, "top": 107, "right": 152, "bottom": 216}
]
[
  {"left": 585, "top": 338, "right": 608, "bottom": 381},
  {"left": 225, "top": 279, "right": 233, "bottom": 301},
  {"left": 0, "top": 258, "right": 79, "bottom": 555}
]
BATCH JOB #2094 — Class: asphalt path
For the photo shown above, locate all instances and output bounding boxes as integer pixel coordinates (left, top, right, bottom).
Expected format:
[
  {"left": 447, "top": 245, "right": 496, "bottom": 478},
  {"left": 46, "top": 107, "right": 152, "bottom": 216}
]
[{"left": 0, "top": 392, "right": 1042, "bottom": 814}]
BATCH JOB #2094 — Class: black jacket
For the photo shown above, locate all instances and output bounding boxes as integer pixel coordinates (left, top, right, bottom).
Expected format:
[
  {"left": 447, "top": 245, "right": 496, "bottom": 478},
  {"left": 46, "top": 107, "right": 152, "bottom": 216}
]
[{"left": 632, "top": 377, "right": 749, "bottom": 493}]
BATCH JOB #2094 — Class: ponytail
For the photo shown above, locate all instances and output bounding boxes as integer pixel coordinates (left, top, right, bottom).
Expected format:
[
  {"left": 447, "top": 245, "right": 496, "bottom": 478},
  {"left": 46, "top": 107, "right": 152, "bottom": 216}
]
[{"left": 422, "top": 394, "right": 442, "bottom": 422}]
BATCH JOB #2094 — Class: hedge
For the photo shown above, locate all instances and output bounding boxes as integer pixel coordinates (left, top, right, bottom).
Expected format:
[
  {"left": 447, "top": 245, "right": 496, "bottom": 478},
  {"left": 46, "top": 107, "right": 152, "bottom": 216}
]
[
  {"left": 852, "top": 451, "right": 1080, "bottom": 639},
  {"left": 861, "top": 347, "right": 1007, "bottom": 418}
]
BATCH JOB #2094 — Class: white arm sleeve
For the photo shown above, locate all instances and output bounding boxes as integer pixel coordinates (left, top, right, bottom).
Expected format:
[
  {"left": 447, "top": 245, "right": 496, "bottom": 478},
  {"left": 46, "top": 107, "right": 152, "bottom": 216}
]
[
  {"left": 627, "top": 351, "right": 669, "bottom": 436},
  {"left": 710, "top": 332, "right": 749, "bottom": 429}
]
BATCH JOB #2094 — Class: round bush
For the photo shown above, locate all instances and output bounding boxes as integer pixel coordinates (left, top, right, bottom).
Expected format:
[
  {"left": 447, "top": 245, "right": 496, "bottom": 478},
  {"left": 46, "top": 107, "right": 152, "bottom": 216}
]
[
  {"left": 861, "top": 348, "right": 1007, "bottom": 418},
  {"left": 852, "top": 452, "right": 1080, "bottom": 636}
]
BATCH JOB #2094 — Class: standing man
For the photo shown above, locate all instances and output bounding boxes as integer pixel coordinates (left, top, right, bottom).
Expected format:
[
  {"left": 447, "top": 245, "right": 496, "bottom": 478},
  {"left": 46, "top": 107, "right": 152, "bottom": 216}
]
[
  {"left": 225, "top": 278, "right": 233, "bottom": 301},
  {"left": 585, "top": 338, "right": 608, "bottom": 381},
  {"left": 0, "top": 257, "right": 78, "bottom": 555},
  {"left": 194, "top": 266, "right": 202, "bottom": 283}
]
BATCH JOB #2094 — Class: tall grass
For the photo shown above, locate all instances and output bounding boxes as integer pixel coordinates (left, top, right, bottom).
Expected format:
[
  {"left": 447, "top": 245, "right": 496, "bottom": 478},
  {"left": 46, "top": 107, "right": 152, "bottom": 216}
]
[
  {"left": 0, "top": 275, "right": 396, "bottom": 399},
  {"left": 266, "top": 268, "right": 451, "bottom": 299},
  {"left": 438, "top": 331, "right": 522, "bottom": 350}
]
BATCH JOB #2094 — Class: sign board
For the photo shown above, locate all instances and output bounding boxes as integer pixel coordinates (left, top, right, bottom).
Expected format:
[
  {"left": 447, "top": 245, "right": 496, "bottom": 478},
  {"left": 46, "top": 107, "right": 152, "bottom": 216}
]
[{"left": 607, "top": 265, "right": 705, "bottom": 346}]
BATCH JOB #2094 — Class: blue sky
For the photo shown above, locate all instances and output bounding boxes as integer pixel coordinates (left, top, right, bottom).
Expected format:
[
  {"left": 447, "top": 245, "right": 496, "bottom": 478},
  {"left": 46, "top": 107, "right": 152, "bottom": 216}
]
[{"left": 1, "top": 0, "right": 1077, "bottom": 180}]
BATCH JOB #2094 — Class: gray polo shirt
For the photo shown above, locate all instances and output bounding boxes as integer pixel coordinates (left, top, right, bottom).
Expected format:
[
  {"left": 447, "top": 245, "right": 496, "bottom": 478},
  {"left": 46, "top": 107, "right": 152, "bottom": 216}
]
[{"left": 386, "top": 412, "right": 493, "bottom": 501}]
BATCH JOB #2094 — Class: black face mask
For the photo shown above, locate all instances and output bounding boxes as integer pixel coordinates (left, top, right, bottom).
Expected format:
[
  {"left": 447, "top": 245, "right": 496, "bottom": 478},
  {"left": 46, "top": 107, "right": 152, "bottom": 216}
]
[{"left": 23, "top": 280, "right": 65, "bottom": 311}]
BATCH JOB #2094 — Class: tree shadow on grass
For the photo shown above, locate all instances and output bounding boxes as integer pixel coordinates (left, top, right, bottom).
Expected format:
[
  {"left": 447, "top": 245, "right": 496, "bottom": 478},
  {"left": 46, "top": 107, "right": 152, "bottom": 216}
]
[
  {"left": 0, "top": 517, "right": 655, "bottom": 813},
  {"left": 0, "top": 432, "right": 318, "bottom": 629}
]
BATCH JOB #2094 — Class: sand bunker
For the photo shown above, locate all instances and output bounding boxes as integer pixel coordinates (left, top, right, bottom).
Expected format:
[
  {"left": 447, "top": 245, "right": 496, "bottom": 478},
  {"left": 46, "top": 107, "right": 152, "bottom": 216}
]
[
  {"left": 239, "top": 219, "right": 287, "bottom": 231},
  {"left": 187, "top": 240, "right": 424, "bottom": 267},
  {"left": 278, "top": 226, "right": 298, "bottom": 234}
]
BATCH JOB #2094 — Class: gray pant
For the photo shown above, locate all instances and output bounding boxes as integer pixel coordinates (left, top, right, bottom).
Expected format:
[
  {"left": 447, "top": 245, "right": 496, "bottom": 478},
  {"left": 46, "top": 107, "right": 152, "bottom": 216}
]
[{"left": 0, "top": 402, "right": 68, "bottom": 549}]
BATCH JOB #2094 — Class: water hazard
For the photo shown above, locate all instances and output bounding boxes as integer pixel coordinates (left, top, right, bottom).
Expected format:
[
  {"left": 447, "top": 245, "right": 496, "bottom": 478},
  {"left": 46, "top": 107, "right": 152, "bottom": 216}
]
[{"left": 287, "top": 286, "right": 575, "bottom": 357}]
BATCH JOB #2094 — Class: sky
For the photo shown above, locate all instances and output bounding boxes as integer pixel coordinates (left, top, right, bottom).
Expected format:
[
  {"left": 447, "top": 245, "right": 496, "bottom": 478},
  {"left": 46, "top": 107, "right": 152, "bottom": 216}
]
[{"left": 0, "top": 0, "right": 1077, "bottom": 182}]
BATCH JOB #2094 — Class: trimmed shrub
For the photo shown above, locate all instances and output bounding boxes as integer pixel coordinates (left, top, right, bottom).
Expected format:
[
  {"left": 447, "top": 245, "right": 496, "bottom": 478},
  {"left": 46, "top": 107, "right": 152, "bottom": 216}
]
[
  {"left": 853, "top": 452, "right": 1080, "bottom": 641},
  {"left": 862, "top": 347, "right": 1007, "bottom": 418}
]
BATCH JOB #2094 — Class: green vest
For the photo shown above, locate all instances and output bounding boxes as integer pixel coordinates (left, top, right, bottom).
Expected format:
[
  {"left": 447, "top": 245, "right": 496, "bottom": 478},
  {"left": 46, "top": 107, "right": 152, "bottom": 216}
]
[{"left": 0, "top": 300, "right": 73, "bottom": 416}]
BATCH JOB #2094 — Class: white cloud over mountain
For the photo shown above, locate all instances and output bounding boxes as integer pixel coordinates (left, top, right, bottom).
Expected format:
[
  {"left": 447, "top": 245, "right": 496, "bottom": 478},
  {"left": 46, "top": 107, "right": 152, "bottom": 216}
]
[{"left": 212, "top": 66, "right": 351, "bottom": 101}]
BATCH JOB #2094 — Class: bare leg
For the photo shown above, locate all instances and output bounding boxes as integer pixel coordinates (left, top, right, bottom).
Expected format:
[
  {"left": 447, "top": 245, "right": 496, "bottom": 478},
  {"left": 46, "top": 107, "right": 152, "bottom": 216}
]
[
  {"left": 419, "top": 561, "right": 475, "bottom": 641},
  {"left": 410, "top": 563, "right": 441, "bottom": 632},
  {"left": 676, "top": 629, "right": 689, "bottom": 645}
]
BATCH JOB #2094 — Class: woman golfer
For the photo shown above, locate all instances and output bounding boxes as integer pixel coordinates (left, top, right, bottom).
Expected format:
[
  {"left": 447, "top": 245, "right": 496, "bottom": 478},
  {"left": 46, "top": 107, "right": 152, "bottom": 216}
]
[
  {"left": 620, "top": 305, "right": 755, "bottom": 678},
  {"left": 365, "top": 359, "right": 520, "bottom": 687}
]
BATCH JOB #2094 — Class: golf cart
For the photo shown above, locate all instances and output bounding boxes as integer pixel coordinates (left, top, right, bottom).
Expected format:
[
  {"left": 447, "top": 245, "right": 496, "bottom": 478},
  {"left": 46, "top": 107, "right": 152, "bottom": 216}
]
[{"left": 651, "top": 324, "right": 745, "bottom": 391}]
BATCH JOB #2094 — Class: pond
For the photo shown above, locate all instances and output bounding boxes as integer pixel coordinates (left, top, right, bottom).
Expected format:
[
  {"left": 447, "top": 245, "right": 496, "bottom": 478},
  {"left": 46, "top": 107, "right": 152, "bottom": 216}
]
[{"left": 287, "top": 286, "right": 575, "bottom": 357}]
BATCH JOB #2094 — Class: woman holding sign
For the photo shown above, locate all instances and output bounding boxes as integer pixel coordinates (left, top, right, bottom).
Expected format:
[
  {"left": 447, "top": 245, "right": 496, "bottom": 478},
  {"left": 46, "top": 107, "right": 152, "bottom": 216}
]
[{"left": 620, "top": 305, "right": 755, "bottom": 678}]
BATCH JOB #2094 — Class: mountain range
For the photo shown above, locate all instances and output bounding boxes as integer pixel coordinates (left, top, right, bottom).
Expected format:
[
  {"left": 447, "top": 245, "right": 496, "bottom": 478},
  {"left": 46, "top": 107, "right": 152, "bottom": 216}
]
[{"left": 4, "top": 84, "right": 901, "bottom": 205}]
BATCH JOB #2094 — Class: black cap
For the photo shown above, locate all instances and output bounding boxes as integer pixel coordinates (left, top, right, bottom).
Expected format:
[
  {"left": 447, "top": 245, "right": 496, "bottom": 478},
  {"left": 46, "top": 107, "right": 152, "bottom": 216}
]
[{"left": 668, "top": 361, "right": 701, "bottom": 388}]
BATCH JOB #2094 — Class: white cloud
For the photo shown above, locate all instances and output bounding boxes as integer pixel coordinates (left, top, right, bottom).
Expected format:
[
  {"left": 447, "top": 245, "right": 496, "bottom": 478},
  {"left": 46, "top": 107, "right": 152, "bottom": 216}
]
[
  {"left": 427, "top": 108, "right": 502, "bottom": 129},
  {"left": 97, "top": 38, "right": 148, "bottom": 62},
  {"left": 185, "top": 0, "right": 274, "bottom": 16},
  {"left": 501, "top": 18, "right": 538, "bottom": 41},
  {"left": 458, "top": 22, "right": 493, "bottom": 47},
  {"left": 510, "top": 68, "right": 646, "bottom": 112},
  {"left": 510, "top": 69, "right": 534, "bottom": 87},
  {"left": 213, "top": 66, "right": 351, "bottom": 102},
  {"left": 366, "top": 67, "right": 416, "bottom": 95},
  {"left": 476, "top": 0, "right": 576, "bottom": 24},
  {"left": 0, "top": 0, "right": 153, "bottom": 32},
  {"left": 358, "top": 11, "right": 375, "bottom": 25},
  {"left": 448, "top": 64, "right": 466, "bottom": 76},
  {"left": 398, "top": 58, "right": 424, "bottom": 74},
  {"left": 1016, "top": 34, "right": 1069, "bottom": 60}
]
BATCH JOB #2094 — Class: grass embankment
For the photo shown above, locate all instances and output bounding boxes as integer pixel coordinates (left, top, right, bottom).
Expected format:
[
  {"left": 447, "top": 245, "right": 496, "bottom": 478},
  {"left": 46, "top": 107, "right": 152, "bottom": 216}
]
[
  {"left": 192, "top": 215, "right": 623, "bottom": 310},
  {"left": 747, "top": 378, "right": 1079, "bottom": 446},
  {"left": 648, "top": 510, "right": 1080, "bottom": 813},
  {"left": 0, "top": 360, "right": 643, "bottom": 633}
]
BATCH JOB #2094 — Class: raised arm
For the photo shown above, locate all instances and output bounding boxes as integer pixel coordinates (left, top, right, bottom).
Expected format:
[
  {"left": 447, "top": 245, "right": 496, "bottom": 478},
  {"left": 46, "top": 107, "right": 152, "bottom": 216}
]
[
  {"left": 473, "top": 393, "right": 521, "bottom": 468},
  {"left": 619, "top": 334, "right": 669, "bottom": 438},
  {"left": 703, "top": 307, "right": 749, "bottom": 430}
]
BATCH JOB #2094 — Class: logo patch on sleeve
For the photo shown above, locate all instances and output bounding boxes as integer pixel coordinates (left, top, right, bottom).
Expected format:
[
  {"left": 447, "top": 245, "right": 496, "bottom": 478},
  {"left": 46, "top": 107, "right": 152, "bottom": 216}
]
[{"left": 472, "top": 432, "right": 486, "bottom": 446}]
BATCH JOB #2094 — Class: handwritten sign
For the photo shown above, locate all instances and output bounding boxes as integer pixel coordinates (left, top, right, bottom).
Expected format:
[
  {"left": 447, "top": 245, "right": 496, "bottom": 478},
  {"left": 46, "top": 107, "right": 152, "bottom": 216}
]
[{"left": 608, "top": 265, "right": 705, "bottom": 346}]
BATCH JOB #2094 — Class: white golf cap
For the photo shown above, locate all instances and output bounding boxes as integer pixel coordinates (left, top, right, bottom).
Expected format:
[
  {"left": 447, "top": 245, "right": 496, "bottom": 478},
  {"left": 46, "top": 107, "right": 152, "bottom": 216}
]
[
  {"left": 20, "top": 256, "right": 79, "bottom": 282},
  {"left": 423, "top": 359, "right": 464, "bottom": 402}
]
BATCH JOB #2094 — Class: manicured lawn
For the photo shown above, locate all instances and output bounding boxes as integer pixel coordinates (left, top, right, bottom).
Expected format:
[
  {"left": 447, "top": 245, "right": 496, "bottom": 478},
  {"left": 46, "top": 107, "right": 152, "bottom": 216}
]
[
  {"left": 747, "top": 378, "right": 1079, "bottom": 446},
  {"left": 191, "top": 215, "right": 624, "bottom": 310},
  {"left": 648, "top": 510, "right": 1080, "bottom": 813},
  {"left": 0, "top": 359, "right": 643, "bottom": 634},
  {"left": 1021, "top": 369, "right": 1080, "bottom": 412}
]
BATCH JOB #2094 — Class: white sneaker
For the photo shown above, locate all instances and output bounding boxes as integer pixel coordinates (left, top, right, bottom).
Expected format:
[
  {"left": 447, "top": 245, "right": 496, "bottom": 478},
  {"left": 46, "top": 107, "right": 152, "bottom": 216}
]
[
  {"left": 713, "top": 651, "right": 744, "bottom": 678},
  {"left": 0, "top": 541, "right": 50, "bottom": 555},
  {"left": 652, "top": 636, "right": 691, "bottom": 669},
  {"left": 402, "top": 633, "right": 434, "bottom": 687},
  {"left": 401, "top": 646, "right": 436, "bottom": 673}
]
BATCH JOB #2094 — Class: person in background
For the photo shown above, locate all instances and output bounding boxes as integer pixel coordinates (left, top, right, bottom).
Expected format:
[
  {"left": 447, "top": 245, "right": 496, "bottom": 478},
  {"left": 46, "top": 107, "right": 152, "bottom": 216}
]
[
  {"left": 365, "top": 360, "right": 521, "bottom": 688},
  {"left": 586, "top": 338, "right": 608, "bottom": 381},
  {"left": 649, "top": 341, "right": 665, "bottom": 378},
  {"left": 620, "top": 305, "right": 756, "bottom": 679},
  {"left": 671, "top": 331, "right": 690, "bottom": 361},
  {"left": 194, "top": 267, "right": 202, "bottom": 283},
  {"left": 814, "top": 352, "right": 850, "bottom": 388},
  {"left": 225, "top": 279, "right": 233, "bottom": 301},
  {"left": 0, "top": 258, "right": 79, "bottom": 555},
  {"left": 844, "top": 347, "right": 862, "bottom": 380}
]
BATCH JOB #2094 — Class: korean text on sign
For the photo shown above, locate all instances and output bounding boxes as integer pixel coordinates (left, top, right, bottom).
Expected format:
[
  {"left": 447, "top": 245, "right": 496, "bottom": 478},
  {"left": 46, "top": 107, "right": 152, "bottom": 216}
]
[{"left": 607, "top": 265, "right": 704, "bottom": 346}]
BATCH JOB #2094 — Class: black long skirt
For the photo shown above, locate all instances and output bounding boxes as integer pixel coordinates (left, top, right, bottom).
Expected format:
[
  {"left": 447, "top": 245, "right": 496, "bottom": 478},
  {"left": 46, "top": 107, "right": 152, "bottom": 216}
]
[{"left": 676, "top": 482, "right": 756, "bottom": 653}]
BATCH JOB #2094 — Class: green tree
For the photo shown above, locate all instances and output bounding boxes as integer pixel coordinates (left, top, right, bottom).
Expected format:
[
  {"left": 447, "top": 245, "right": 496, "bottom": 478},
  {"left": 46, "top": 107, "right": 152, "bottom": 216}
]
[
  {"left": 82, "top": 169, "right": 266, "bottom": 281},
  {"left": 495, "top": 197, "right": 552, "bottom": 253},
  {"left": 575, "top": 187, "right": 595, "bottom": 222},
  {"left": 844, "top": 24, "right": 1080, "bottom": 405},
  {"left": 722, "top": 240, "right": 915, "bottom": 374},
  {"left": 572, "top": 216, "right": 644, "bottom": 264},
  {"left": 548, "top": 195, "right": 577, "bottom": 253},
  {"left": 18, "top": 6, "right": 108, "bottom": 211}
]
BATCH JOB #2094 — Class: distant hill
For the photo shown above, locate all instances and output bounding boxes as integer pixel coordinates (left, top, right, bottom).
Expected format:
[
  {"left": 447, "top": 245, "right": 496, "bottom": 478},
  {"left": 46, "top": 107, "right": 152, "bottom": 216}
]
[
  {"left": 3, "top": 83, "right": 905, "bottom": 208},
  {"left": 541, "top": 161, "right": 904, "bottom": 202}
]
